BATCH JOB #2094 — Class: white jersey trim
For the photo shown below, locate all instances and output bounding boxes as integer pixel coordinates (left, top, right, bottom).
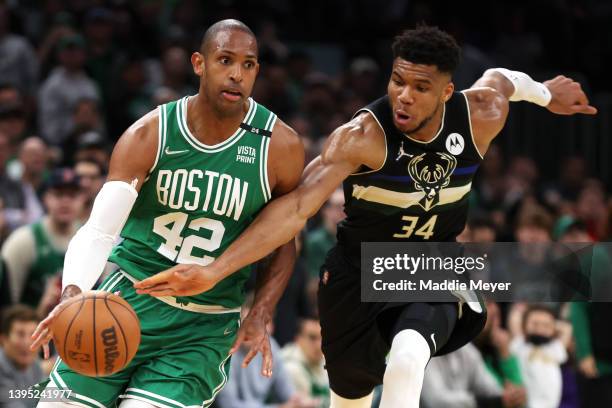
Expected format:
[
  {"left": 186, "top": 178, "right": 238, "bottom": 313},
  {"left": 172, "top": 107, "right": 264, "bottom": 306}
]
[
  {"left": 350, "top": 110, "right": 388, "bottom": 176},
  {"left": 460, "top": 91, "right": 484, "bottom": 159},
  {"left": 177, "top": 96, "right": 256, "bottom": 153},
  {"left": 148, "top": 104, "right": 167, "bottom": 175},
  {"left": 119, "top": 271, "right": 241, "bottom": 314}
]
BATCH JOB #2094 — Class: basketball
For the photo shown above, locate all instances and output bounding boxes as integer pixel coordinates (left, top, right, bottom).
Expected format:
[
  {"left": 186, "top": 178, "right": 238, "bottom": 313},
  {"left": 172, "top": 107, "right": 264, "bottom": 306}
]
[{"left": 51, "top": 291, "right": 141, "bottom": 377}]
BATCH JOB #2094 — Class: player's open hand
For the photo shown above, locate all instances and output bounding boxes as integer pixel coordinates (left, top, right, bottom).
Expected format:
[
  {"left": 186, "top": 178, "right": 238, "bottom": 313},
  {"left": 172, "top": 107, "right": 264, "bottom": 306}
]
[
  {"left": 30, "top": 286, "right": 120, "bottom": 359},
  {"left": 544, "top": 75, "right": 597, "bottom": 115},
  {"left": 30, "top": 300, "right": 67, "bottom": 359},
  {"left": 30, "top": 284, "right": 82, "bottom": 358},
  {"left": 134, "top": 264, "right": 219, "bottom": 297},
  {"left": 230, "top": 309, "right": 273, "bottom": 377}
]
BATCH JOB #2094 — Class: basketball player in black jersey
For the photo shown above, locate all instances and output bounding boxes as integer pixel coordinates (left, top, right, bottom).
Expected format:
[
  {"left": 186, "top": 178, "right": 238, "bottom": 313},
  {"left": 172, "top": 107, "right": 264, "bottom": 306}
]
[{"left": 136, "top": 26, "right": 597, "bottom": 407}]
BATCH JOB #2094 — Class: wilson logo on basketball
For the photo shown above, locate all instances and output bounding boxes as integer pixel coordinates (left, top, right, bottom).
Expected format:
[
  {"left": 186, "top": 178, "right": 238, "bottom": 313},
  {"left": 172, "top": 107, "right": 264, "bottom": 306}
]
[
  {"left": 101, "top": 326, "right": 120, "bottom": 374},
  {"left": 74, "top": 330, "right": 83, "bottom": 349}
]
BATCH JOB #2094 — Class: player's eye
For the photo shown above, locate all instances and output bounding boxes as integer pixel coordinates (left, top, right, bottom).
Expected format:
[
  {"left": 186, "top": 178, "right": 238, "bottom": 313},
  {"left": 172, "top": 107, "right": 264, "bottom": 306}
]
[
  {"left": 392, "top": 78, "right": 403, "bottom": 86},
  {"left": 244, "top": 61, "right": 255, "bottom": 69},
  {"left": 417, "top": 86, "right": 429, "bottom": 92},
  {"left": 220, "top": 57, "right": 231, "bottom": 65}
]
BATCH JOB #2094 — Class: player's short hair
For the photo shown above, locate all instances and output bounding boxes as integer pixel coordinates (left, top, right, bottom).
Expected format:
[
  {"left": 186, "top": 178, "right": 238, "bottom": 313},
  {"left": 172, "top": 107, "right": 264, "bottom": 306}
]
[
  {"left": 201, "top": 19, "right": 257, "bottom": 56},
  {"left": 392, "top": 25, "right": 461, "bottom": 75},
  {"left": 522, "top": 304, "right": 556, "bottom": 330},
  {"left": 1, "top": 304, "right": 39, "bottom": 336}
]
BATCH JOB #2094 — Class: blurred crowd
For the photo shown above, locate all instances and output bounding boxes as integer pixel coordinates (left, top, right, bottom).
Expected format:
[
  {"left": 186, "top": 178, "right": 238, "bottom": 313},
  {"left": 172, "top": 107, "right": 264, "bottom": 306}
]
[{"left": 0, "top": 1, "right": 611, "bottom": 408}]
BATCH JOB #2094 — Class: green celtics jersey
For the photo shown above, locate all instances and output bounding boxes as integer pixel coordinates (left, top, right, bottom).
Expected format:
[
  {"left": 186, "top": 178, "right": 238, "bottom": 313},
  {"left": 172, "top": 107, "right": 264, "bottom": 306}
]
[{"left": 109, "top": 96, "right": 277, "bottom": 308}]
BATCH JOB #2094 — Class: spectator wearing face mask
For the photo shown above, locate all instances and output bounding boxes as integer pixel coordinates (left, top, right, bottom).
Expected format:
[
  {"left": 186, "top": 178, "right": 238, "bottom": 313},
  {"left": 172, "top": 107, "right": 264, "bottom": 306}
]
[{"left": 510, "top": 305, "right": 567, "bottom": 408}]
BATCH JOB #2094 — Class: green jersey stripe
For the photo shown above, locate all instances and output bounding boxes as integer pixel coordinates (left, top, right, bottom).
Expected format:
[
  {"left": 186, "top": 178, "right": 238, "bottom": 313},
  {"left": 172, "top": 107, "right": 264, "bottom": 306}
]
[
  {"left": 262, "top": 114, "right": 276, "bottom": 200},
  {"left": 202, "top": 354, "right": 231, "bottom": 407},
  {"left": 149, "top": 104, "right": 166, "bottom": 174},
  {"left": 263, "top": 110, "right": 274, "bottom": 130},
  {"left": 244, "top": 98, "right": 258, "bottom": 124},
  {"left": 258, "top": 136, "right": 269, "bottom": 201},
  {"left": 263, "top": 137, "right": 271, "bottom": 200}
]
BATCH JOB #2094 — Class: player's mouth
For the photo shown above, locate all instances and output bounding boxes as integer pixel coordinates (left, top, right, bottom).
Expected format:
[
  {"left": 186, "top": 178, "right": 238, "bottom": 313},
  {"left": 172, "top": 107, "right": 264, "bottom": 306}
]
[
  {"left": 394, "top": 110, "right": 412, "bottom": 126},
  {"left": 221, "top": 89, "right": 242, "bottom": 102}
]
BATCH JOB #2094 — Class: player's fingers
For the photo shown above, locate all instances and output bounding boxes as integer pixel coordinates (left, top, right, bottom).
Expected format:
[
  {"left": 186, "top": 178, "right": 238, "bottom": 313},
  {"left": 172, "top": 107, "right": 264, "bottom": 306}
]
[
  {"left": 43, "top": 341, "right": 50, "bottom": 360},
  {"left": 571, "top": 104, "right": 598, "bottom": 115},
  {"left": 140, "top": 287, "right": 177, "bottom": 297},
  {"left": 261, "top": 339, "right": 273, "bottom": 377},
  {"left": 230, "top": 330, "right": 246, "bottom": 355},
  {"left": 134, "top": 270, "right": 175, "bottom": 289},
  {"left": 139, "top": 282, "right": 174, "bottom": 292},
  {"left": 242, "top": 344, "right": 261, "bottom": 368},
  {"left": 575, "top": 92, "right": 588, "bottom": 105},
  {"left": 30, "top": 327, "right": 50, "bottom": 350},
  {"left": 30, "top": 319, "right": 50, "bottom": 342},
  {"left": 174, "top": 265, "right": 193, "bottom": 277}
]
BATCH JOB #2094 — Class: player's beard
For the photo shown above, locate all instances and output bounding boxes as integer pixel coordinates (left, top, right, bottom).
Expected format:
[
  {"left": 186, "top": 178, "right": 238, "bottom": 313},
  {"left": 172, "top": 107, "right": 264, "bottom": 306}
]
[
  {"left": 201, "top": 84, "right": 243, "bottom": 118},
  {"left": 405, "top": 102, "right": 442, "bottom": 135}
]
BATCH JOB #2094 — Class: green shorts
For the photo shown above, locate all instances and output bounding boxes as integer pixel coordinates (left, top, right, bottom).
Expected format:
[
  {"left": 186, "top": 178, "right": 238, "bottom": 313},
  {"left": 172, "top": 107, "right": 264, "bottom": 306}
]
[{"left": 47, "top": 270, "right": 240, "bottom": 408}]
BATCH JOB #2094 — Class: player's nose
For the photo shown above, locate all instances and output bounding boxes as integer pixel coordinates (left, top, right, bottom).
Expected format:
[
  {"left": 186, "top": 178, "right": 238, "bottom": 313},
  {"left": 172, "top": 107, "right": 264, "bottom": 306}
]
[
  {"left": 398, "top": 87, "right": 415, "bottom": 105},
  {"left": 229, "top": 66, "right": 243, "bottom": 82}
]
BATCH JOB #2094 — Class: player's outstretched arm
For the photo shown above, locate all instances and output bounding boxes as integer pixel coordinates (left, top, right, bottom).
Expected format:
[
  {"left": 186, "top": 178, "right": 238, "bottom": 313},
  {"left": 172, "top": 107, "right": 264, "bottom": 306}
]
[
  {"left": 227, "top": 120, "right": 304, "bottom": 378},
  {"left": 30, "top": 109, "right": 159, "bottom": 356},
  {"left": 135, "top": 113, "right": 383, "bottom": 297},
  {"left": 465, "top": 69, "right": 598, "bottom": 155}
]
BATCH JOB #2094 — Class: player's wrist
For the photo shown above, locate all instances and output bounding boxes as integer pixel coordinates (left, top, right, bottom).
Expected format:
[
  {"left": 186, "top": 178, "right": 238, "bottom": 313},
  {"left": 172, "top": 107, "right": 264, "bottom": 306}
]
[
  {"left": 490, "top": 68, "right": 552, "bottom": 107},
  {"left": 248, "top": 303, "right": 273, "bottom": 323},
  {"left": 209, "top": 258, "right": 232, "bottom": 280},
  {"left": 60, "top": 284, "right": 82, "bottom": 302}
]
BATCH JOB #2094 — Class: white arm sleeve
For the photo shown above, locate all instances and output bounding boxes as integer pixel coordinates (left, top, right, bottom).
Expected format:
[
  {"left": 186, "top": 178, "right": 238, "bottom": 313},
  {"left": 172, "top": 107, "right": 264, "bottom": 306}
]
[
  {"left": 488, "top": 68, "right": 552, "bottom": 106},
  {"left": 62, "top": 181, "right": 138, "bottom": 292}
]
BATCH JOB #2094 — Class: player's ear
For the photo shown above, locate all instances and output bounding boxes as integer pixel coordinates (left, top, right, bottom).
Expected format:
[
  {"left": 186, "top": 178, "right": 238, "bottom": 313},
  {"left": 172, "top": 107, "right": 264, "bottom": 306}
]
[
  {"left": 191, "top": 52, "right": 205, "bottom": 76},
  {"left": 442, "top": 81, "right": 454, "bottom": 102}
]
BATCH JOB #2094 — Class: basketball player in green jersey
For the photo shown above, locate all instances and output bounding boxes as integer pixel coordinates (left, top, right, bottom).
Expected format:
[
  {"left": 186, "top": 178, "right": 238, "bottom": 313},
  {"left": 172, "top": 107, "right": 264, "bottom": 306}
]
[
  {"left": 137, "top": 26, "right": 596, "bottom": 408},
  {"left": 31, "top": 20, "right": 304, "bottom": 408}
]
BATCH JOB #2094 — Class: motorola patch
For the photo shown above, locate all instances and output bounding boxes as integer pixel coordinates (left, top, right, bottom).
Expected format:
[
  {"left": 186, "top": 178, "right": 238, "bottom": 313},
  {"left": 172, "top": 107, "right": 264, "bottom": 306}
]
[{"left": 445, "top": 133, "right": 464, "bottom": 155}]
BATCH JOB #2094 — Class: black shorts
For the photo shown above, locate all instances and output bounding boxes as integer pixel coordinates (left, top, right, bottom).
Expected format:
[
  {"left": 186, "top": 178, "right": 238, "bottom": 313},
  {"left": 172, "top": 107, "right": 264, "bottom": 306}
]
[{"left": 318, "top": 246, "right": 487, "bottom": 399}]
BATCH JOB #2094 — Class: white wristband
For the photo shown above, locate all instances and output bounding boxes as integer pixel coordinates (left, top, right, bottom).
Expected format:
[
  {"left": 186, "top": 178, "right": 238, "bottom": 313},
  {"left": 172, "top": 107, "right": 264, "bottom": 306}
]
[{"left": 489, "top": 68, "right": 552, "bottom": 107}]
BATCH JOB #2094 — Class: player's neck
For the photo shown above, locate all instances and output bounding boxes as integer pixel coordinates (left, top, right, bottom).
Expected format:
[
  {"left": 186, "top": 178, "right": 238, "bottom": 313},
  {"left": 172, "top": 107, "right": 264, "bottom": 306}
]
[
  {"left": 405, "top": 103, "right": 444, "bottom": 142},
  {"left": 187, "top": 94, "right": 248, "bottom": 145}
]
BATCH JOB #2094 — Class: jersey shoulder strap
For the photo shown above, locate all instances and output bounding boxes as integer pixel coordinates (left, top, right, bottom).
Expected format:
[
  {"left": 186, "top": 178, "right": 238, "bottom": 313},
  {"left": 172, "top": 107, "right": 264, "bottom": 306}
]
[{"left": 242, "top": 100, "right": 277, "bottom": 138}]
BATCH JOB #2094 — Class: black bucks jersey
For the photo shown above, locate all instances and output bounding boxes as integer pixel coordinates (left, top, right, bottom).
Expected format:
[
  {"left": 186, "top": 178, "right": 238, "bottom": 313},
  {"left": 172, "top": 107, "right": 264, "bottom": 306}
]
[{"left": 337, "top": 92, "right": 483, "bottom": 266}]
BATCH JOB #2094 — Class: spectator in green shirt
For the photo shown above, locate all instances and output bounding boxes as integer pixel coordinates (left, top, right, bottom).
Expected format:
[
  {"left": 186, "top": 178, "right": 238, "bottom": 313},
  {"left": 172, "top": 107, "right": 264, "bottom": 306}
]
[
  {"left": 557, "top": 217, "right": 612, "bottom": 407},
  {"left": 474, "top": 300, "right": 525, "bottom": 388},
  {"left": 304, "top": 188, "right": 345, "bottom": 278}
]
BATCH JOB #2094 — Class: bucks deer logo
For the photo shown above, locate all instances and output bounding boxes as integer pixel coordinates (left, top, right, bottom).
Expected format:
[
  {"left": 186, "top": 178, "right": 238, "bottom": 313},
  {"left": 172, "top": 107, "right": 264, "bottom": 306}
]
[{"left": 407, "top": 152, "right": 457, "bottom": 210}]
